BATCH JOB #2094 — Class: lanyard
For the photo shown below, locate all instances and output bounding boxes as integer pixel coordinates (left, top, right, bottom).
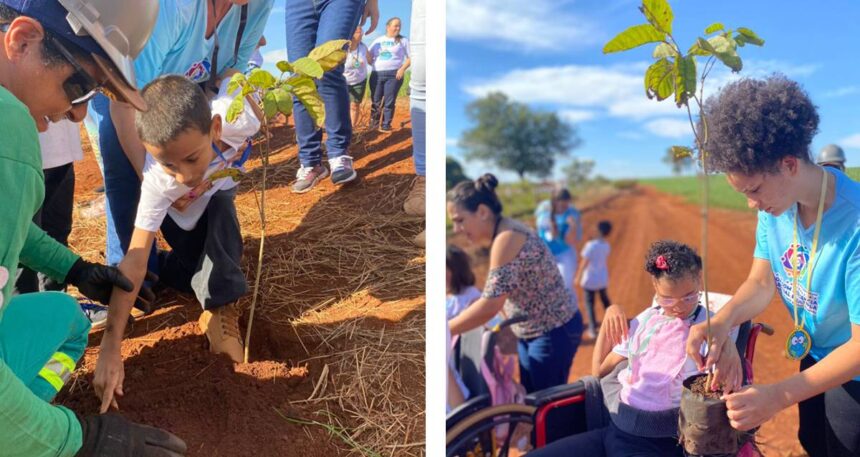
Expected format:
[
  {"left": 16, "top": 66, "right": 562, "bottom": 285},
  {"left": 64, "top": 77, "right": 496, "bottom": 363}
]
[{"left": 790, "top": 169, "right": 828, "bottom": 330}]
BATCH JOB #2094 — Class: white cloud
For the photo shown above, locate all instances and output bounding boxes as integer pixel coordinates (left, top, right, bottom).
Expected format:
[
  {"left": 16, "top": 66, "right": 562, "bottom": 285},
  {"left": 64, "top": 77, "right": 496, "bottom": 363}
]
[
  {"left": 824, "top": 86, "right": 860, "bottom": 98},
  {"left": 446, "top": 0, "right": 598, "bottom": 51},
  {"left": 446, "top": 137, "right": 459, "bottom": 147},
  {"left": 644, "top": 118, "right": 693, "bottom": 139},
  {"left": 263, "top": 49, "right": 287, "bottom": 64},
  {"left": 559, "top": 109, "right": 597, "bottom": 123},
  {"left": 839, "top": 134, "right": 860, "bottom": 149}
]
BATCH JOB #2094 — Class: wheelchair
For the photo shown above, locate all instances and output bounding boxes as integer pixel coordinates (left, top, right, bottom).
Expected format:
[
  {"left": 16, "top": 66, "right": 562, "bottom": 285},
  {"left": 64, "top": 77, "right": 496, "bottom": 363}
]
[{"left": 446, "top": 293, "right": 774, "bottom": 457}]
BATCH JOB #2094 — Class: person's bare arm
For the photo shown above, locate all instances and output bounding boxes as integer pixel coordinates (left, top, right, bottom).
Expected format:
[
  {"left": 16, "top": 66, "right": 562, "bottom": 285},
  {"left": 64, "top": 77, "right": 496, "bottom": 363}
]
[
  {"left": 449, "top": 230, "right": 526, "bottom": 335},
  {"left": 687, "top": 258, "right": 775, "bottom": 370},
  {"left": 93, "top": 228, "right": 156, "bottom": 413},
  {"left": 109, "top": 101, "right": 147, "bottom": 179},
  {"left": 396, "top": 57, "right": 411, "bottom": 80},
  {"left": 592, "top": 304, "right": 628, "bottom": 376}
]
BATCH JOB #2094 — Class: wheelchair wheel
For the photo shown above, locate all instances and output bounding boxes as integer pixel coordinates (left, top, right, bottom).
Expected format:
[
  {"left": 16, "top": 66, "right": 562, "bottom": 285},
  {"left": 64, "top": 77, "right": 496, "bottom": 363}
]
[{"left": 446, "top": 403, "right": 537, "bottom": 457}]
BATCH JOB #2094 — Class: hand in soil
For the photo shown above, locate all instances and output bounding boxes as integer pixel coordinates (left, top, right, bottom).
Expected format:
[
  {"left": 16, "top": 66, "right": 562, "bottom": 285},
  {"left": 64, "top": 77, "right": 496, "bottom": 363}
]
[
  {"left": 723, "top": 383, "right": 787, "bottom": 431},
  {"left": 94, "top": 345, "right": 125, "bottom": 413},
  {"left": 711, "top": 335, "right": 743, "bottom": 394},
  {"left": 602, "top": 304, "right": 629, "bottom": 346},
  {"left": 687, "top": 318, "right": 731, "bottom": 371},
  {"left": 76, "top": 413, "right": 187, "bottom": 457}
]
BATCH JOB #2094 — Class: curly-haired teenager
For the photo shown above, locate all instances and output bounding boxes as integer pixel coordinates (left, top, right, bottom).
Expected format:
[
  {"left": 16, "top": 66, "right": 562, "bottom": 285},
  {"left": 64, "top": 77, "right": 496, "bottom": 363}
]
[
  {"left": 685, "top": 75, "right": 860, "bottom": 456},
  {"left": 447, "top": 174, "right": 583, "bottom": 393}
]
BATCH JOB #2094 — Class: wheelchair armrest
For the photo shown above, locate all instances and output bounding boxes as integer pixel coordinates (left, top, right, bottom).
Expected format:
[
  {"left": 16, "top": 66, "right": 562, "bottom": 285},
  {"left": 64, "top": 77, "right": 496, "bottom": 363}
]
[
  {"left": 446, "top": 394, "right": 491, "bottom": 430},
  {"left": 525, "top": 380, "right": 586, "bottom": 407}
]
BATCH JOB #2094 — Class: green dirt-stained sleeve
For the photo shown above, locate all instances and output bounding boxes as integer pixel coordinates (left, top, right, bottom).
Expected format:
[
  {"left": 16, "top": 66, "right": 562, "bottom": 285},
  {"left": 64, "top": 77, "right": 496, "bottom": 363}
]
[
  {"left": 19, "top": 222, "right": 80, "bottom": 283},
  {"left": 0, "top": 360, "right": 83, "bottom": 456}
]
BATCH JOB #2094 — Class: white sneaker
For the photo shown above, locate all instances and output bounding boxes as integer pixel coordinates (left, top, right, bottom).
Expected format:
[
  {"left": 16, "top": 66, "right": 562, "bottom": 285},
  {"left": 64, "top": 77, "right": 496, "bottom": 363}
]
[{"left": 329, "top": 155, "right": 357, "bottom": 185}]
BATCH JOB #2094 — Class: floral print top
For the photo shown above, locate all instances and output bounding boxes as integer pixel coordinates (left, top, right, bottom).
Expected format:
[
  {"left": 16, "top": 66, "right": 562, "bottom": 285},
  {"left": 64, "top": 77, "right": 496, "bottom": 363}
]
[{"left": 482, "top": 226, "right": 576, "bottom": 339}]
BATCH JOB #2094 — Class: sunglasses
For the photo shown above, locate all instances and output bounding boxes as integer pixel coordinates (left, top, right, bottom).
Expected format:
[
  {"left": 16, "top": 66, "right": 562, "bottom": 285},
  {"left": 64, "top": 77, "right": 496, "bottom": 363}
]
[
  {"left": 654, "top": 290, "right": 700, "bottom": 309},
  {"left": 46, "top": 34, "right": 107, "bottom": 106}
]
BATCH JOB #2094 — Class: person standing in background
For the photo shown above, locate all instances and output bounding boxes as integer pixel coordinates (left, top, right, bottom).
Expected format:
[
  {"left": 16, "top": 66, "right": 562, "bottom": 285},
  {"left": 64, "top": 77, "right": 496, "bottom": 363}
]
[{"left": 368, "top": 17, "right": 411, "bottom": 133}]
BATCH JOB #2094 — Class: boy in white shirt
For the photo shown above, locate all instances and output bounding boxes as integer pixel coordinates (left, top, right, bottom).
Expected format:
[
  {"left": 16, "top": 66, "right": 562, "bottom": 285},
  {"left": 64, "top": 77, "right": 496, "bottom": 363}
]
[
  {"left": 576, "top": 220, "right": 613, "bottom": 339},
  {"left": 94, "top": 75, "right": 260, "bottom": 413}
]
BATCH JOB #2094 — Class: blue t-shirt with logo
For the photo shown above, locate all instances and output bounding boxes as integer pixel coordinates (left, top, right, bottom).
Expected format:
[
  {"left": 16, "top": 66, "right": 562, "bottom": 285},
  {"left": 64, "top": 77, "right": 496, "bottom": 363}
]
[
  {"left": 753, "top": 168, "right": 860, "bottom": 369},
  {"left": 535, "top": 200, "right": 582, "bottom": 256},
  {"left": 134, "top": 0, "right": 213, "bottom": 87},
  {"left": 214, "top": 0, "right": 274, "bottom": 74}
]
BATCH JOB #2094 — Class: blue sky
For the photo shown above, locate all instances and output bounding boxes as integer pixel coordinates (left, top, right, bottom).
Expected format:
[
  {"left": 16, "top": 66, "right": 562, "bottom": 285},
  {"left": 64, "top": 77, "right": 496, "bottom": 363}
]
[
  {"left": 447, "top": 0, "right": 860, "bottom": 181},
  {"left": 257, "top": 0, "right": 412, "bottom": 75}
]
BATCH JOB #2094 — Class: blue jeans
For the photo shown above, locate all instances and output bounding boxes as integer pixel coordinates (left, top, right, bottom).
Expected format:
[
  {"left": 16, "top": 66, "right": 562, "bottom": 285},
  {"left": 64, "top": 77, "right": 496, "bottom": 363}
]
[
  {"left": 89, "top": 94, "right": 159, "bottom": 275},
  {"left": 284, "top": 0, "right": 362, "bottom": 167},
  {"left": 369, "top": 70, "right": 403, "bottom": 130},
  {"left": 409, "top": 0, "right": 425, "bottom": 176},
  {"left": 517, "top": 312, "right": 583, "bottom": 393}
]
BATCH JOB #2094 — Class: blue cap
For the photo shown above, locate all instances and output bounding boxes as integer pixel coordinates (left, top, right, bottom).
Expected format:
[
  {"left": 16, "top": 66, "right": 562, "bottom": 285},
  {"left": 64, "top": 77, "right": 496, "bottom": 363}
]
[{"left": 0, "top": 0, "right": 107, "bottom": 58}]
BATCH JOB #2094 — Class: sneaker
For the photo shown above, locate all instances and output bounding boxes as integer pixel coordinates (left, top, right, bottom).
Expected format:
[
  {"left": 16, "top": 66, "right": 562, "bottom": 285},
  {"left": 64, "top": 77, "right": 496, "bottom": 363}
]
[
  {"left": 403, "top": 176, "right": 425, "bottom": 216},
  {"left": 329, "top": 155, "right": 357, "bottom": 185},
  {"left": 198, "top": 304, "right": 244, "bottom": 363},
  {"left": 80, "top": 301, "right": 109, "bottom": 330},
  {"left": 378, "top": 126, "right": 392, "bottom": 133},
  {"left": 292, "top": 164, "right": 329, "bottom": 194}
]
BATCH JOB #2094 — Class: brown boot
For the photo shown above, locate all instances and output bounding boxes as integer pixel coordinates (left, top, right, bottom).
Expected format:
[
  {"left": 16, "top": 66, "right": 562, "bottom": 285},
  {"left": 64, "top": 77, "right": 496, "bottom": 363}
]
[
  {"left": 198, "top": 304, "right": 244, "bottom": 363},
  {"left": 403, "top": 176, "right": 425, "bottom": 216}
]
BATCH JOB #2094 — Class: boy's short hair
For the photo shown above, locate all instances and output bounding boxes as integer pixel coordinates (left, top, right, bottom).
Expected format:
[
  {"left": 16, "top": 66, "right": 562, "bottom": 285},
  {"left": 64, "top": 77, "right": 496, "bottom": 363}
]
[
  {"left": 597, "top": 220, "right": 612, "bottom": 237},
  {"left": 700, "top": 75, "right": 819, "bottom": 176},
  {"left": 136, "top": 75, "right": 212, "bottom": 147}
]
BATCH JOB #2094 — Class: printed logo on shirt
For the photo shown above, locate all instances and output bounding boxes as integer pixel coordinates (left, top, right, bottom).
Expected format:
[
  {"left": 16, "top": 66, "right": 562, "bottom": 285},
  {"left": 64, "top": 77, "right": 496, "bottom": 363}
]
[
  {"left": 184, "top": 60, "right": 212, "bottom": 83},
  {"left": 773, "top": 274, "right": 820, "bottom": 316},
  {"left": 780, "top": 242, "right": 809, "bottom": 279}
]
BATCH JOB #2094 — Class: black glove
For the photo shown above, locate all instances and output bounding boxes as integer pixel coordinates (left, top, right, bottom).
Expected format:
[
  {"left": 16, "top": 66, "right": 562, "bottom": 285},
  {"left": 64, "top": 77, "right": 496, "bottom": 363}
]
[
  {"left": 67, "top": 259, "right": 156, "bottom": 309},
  {"left": 76, "top": 413, "right": 187, "bottom": 457}
]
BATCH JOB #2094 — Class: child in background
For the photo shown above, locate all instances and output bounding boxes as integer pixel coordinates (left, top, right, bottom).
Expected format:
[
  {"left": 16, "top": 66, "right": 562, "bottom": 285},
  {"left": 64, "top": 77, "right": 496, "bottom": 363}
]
[
  {"left": 447, "top": 245, "right": 478, "bottom": 411},
  {"left": 577, "top": 220, "right": 612, "bottom": 339},
  {"left": 344, "top": 26, "right": 370, "bottom": 128},
  {"left": 94, "top": 75, "right": 261, "bottom": 413},
  {"left": 530, "top": 240, "right": 738, "bottom": 457}
]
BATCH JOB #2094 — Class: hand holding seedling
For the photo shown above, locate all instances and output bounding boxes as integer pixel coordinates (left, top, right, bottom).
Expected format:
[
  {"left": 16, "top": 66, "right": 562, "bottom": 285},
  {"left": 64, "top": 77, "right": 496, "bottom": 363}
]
[
  {"left": 687, "top": 317, "right": 731, "bottom": 371},
  {"left": 710, "top": 334, "right": 743, "bottom": 393}
]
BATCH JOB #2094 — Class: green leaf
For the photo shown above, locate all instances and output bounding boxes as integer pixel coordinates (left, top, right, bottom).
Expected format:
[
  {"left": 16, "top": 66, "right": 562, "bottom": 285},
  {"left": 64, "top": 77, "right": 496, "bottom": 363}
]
[
  {"left": 248, "top": 69, "right": 277, "bottom": 89},
  {"left": 736, "top": 27, "right": 765, "bottom": 46},
  {"left": 262, "top": 91, "right": 278, "bottom": 119},
  {"left": 644, "top": 58, "right": 675, "bottom": 101},
  {"left": 652, "top": 42, "right": 676, "bottom": 58},
  {"left": 241, "top": 83, "right": 256, "bottom": 97},
  {"left": 641, "top": 0, "right": 673, "bottom": 34},
  {"left": 707, "top": 36, "right": 742, "bottom": 72},
  {"left": 292, "top": 57, "right": 324, "bottom": 78},
  {"left": 308, "top": 39, "right": 350, "bottom": 71},
  {"left": 276, "top": 61, "right": 293, "bottom": 73},
  {"left": 704, "top": 22, "right": 725, "bottom": 34},
  {"left": 272, "top": 87, "right": 293, "bottom": 116},
  {"left": 671, "top": 145, "right": 694, "bottom": 159},
  {"left": 674, "top": 55, "right": 696, "bottom": 107},
  {"left": 687, "top": 38, "right": 711, "bottom": 57},
  {"left": 603, "top": 24, "right": 664, "bottom": 54},
  {"left": 285, "top": 75, "right": 325, "bottom": 127},
  {"left": 226, "top": 73, "right": 246, "bottom": 95},
  {"left": 226, "top": 97, "right": 245, "bottom": 124}
]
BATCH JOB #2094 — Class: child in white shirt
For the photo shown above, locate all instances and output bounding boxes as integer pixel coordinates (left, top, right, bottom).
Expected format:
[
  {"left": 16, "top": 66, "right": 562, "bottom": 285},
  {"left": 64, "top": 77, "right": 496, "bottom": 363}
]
[{"left": 577, "top": 220, "right": 612, "bottom": 338}]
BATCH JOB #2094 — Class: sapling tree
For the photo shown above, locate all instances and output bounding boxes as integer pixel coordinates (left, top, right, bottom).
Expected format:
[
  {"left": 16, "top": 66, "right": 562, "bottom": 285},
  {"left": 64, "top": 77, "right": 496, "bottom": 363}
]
[
  {"left": 224, "top": 39, "right": 349, "bottom": 363},
  {"left": 604, "top": 1, "right": 763, "bottom": 453}
]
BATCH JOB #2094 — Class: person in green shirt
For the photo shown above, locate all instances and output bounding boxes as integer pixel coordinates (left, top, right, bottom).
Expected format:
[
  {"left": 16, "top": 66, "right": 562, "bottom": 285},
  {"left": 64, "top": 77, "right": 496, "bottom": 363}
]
[{"left": 0, "top": 0, "right": 186, "bottom": 455}]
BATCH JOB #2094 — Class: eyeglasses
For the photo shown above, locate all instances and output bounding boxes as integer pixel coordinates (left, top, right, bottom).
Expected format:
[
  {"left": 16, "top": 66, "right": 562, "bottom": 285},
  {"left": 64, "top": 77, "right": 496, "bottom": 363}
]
[
  {"left": 46, "top": 34, "right": 106, "bottom": 106},
  {"left": 654, "top": 290, "right": 700, "bottom": 309}
]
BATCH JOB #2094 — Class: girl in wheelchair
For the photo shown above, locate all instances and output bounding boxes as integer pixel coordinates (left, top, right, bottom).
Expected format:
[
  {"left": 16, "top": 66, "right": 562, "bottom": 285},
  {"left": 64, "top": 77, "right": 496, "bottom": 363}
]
[{"left": 530, "top": 240, "right": 739, "bottom": 457}]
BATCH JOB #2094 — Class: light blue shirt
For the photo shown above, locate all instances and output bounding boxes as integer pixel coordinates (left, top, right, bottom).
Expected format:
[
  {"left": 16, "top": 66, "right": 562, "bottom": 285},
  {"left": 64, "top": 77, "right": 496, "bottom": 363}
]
[
  {"left": 135, "top": 0, "right": 273, "bottom": 87},
  {"left": 535, "top": 200, "right": 582, "bottom": 256},
  {"left": 753, "top": 168, "right": 860, "bottom": 368},
  {"left": 214, "top": 0, "right": 274, "bottom": 74}
]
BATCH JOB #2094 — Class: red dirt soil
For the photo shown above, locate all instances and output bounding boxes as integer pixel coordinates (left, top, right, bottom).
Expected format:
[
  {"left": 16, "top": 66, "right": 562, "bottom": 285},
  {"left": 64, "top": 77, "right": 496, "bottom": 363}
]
[
  {"left": 58, "top": 101, "right": 425, "bottom": 456},
  {"left": 456, "top": 185, "right": 806, "bottom": 456}
]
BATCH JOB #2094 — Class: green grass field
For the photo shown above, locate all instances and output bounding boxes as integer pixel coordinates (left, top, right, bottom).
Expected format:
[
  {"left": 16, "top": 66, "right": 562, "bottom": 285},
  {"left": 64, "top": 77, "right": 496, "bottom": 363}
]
[{"left": 641, "top": 167, "right": 860, "bottom": 211}]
